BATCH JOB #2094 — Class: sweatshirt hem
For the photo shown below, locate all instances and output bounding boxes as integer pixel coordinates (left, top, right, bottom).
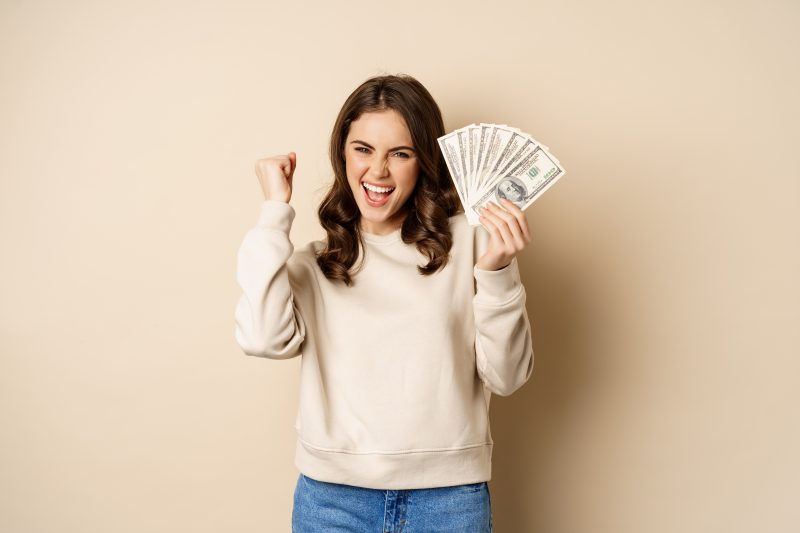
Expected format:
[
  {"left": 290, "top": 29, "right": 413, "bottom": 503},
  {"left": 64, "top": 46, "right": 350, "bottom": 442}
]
[{"left": 294, "top": 437, "right": 493, "bottom": 490}]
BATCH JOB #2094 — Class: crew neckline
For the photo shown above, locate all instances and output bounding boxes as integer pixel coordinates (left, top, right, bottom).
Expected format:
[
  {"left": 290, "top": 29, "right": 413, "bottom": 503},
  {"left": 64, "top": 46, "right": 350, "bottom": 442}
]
[{"left": 361, "top": 227, "right": 402, "bottom": 244}]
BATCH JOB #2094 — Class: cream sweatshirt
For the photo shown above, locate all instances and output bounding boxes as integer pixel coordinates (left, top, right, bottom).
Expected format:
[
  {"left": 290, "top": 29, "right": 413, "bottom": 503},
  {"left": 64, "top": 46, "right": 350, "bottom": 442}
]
[{"left": 234, "top": 199, "right": 534, "bottom": 490}]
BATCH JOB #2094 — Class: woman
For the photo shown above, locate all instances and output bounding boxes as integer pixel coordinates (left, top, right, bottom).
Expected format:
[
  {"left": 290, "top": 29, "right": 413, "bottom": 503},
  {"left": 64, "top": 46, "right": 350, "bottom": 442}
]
[{"left": 234, "top": 74, "right": 534, "bottom": 532}]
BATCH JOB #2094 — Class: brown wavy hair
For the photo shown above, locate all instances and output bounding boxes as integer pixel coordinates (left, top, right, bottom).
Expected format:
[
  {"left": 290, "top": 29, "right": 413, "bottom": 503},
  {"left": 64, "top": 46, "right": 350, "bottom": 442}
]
[{"left": 315, "top": 74, "right": 463, "bottom": 286}]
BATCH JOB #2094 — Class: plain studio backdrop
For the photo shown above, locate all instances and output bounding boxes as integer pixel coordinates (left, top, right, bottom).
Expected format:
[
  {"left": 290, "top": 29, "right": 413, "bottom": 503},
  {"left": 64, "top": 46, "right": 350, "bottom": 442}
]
[{"left": 1, "top": 1, "right": 798, "bottom": 531}]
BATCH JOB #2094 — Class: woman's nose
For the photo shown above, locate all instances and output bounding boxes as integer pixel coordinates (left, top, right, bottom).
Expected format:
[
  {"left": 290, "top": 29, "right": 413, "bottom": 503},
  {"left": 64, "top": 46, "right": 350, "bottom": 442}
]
[{"left": 370, "top": 157, "right": 389, "bottom": 178}]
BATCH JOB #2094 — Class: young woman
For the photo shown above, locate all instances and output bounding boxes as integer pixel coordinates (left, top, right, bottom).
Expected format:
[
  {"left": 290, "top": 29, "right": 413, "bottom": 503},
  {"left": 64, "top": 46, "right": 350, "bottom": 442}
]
[{"left": 234, "top": 74, "right": 534, "bottom": 532}]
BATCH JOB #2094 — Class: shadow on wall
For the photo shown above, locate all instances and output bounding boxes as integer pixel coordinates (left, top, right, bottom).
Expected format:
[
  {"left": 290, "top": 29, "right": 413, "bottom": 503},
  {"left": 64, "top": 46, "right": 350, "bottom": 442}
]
[{"left": 486, "top": 224, "right": 601, "bottom": 531}]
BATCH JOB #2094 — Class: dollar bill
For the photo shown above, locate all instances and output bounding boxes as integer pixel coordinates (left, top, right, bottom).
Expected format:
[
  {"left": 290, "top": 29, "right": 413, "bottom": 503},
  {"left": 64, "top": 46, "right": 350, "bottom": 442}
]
[
  {"left": 437, "top": 129, "right": 470, "bottom": 213},
  {"left": 471, "top": 145, "right": 564, "bottom": 219},
  {"left": 437, "top": 123, "right": 565, "bottom": 226}
]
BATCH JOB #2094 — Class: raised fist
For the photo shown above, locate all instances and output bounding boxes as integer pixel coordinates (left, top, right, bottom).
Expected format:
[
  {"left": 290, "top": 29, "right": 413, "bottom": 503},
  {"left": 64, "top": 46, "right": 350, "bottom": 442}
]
[{"left": 254, "top": 152, "right": 296, "bottom": 203}]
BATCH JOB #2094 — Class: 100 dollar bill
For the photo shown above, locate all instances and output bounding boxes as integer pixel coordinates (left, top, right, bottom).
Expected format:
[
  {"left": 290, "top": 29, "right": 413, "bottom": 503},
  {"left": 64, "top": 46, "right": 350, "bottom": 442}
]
[
  {"left": 438, "top": 123, "right": 565, "bottom": 226},
  {"left": 468, "top": 145, "right": 564, "bottom": 222}
]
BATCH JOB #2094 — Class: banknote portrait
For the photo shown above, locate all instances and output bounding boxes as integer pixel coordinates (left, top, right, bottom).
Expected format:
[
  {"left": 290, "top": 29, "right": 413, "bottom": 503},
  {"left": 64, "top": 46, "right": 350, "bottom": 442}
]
[{"left": 495, "top": 176, "right": 537, "bottom": 206}]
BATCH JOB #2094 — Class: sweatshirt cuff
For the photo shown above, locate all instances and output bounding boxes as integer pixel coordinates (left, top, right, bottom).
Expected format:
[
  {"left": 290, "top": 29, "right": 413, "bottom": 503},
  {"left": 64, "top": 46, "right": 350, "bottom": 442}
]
[
  {"left": 255, "top": 199, "right": 296, "bottom": 233},
  {"left": 473, "top": 256, "right": 523, "bottom": 304}
]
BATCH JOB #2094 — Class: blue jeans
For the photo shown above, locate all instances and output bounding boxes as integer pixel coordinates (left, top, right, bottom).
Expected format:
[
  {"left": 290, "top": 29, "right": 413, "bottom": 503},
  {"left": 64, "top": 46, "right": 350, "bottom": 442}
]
[{"left": 292, "top": 473, "right": 493, "bottom": 532}]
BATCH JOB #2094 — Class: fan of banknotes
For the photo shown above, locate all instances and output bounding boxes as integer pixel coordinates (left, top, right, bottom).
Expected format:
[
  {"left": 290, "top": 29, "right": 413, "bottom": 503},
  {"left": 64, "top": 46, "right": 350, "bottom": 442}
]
[{"left": 437, "top": 123, "right": 566, "bottom": 226}]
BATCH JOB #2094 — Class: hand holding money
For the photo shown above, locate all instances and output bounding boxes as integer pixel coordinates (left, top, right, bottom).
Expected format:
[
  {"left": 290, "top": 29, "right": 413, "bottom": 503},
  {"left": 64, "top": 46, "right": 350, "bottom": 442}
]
[
  {"left": 437, "top": 123, "right": 566, "bottom": 226},
  {"left": 475, "top": 198, "right": 532, "bottom": 271}
]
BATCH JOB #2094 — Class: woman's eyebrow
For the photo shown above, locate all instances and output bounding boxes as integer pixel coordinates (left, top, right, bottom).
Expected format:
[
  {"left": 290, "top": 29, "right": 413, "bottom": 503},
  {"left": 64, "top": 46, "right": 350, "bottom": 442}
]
[{"left": 350, "top": 140, "right": 415, "bottom": 152}]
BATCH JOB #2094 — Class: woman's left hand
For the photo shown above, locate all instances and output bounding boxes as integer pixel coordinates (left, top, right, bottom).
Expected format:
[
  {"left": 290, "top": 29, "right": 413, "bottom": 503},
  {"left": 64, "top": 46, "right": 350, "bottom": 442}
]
[{"left": 476, "top": 198, "right": 532, "bottom": 271}]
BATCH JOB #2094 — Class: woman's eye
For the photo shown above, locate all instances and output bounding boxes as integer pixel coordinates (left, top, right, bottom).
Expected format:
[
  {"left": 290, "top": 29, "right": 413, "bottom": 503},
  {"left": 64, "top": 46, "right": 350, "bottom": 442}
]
[
  {"left": 393, "top": 152, "right": 410, "bottom": 158},
  {"left": 355, "top": 147, "right": 369, "bottom": 153}
]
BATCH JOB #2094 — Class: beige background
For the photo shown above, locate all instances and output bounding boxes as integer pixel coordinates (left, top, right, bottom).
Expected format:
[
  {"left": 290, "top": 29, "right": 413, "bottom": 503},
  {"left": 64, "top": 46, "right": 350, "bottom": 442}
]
[{"left": 1, "top": 0, "right": 798, "bottom": 531}]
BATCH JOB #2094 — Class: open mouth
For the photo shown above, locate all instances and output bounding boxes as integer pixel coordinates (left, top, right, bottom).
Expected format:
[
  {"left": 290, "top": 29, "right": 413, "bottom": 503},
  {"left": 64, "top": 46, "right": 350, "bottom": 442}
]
[{"left": 362, "top": 182, "right": 395, "bottom": 206}]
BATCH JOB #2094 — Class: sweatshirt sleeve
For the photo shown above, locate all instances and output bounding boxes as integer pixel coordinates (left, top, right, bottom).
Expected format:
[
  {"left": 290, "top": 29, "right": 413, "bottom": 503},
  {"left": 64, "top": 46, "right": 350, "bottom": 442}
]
[
  {"left": 472, "top": 255, "right": 535, "bottom": 397},
  {"left": 234, "top": 199, "right": 307, "bottom": 359}
]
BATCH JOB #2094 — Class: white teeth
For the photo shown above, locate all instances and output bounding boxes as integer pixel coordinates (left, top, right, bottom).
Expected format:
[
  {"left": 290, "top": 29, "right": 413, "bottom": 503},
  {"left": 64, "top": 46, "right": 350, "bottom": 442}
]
[{"left": 363, "top": 182, "right": 395, "bottom": 193}]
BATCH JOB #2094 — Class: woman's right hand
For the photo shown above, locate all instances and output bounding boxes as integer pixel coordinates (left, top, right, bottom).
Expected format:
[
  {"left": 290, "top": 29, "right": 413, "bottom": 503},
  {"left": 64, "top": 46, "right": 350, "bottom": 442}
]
[{"left": 255, "top": 152, "right": 296, "bottom": 203}]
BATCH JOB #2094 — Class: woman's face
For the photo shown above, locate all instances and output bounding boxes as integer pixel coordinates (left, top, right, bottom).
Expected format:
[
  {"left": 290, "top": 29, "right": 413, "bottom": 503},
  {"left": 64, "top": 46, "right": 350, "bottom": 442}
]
[{"left": 344, "top": 109, "right": 420, "bottom": 235}]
